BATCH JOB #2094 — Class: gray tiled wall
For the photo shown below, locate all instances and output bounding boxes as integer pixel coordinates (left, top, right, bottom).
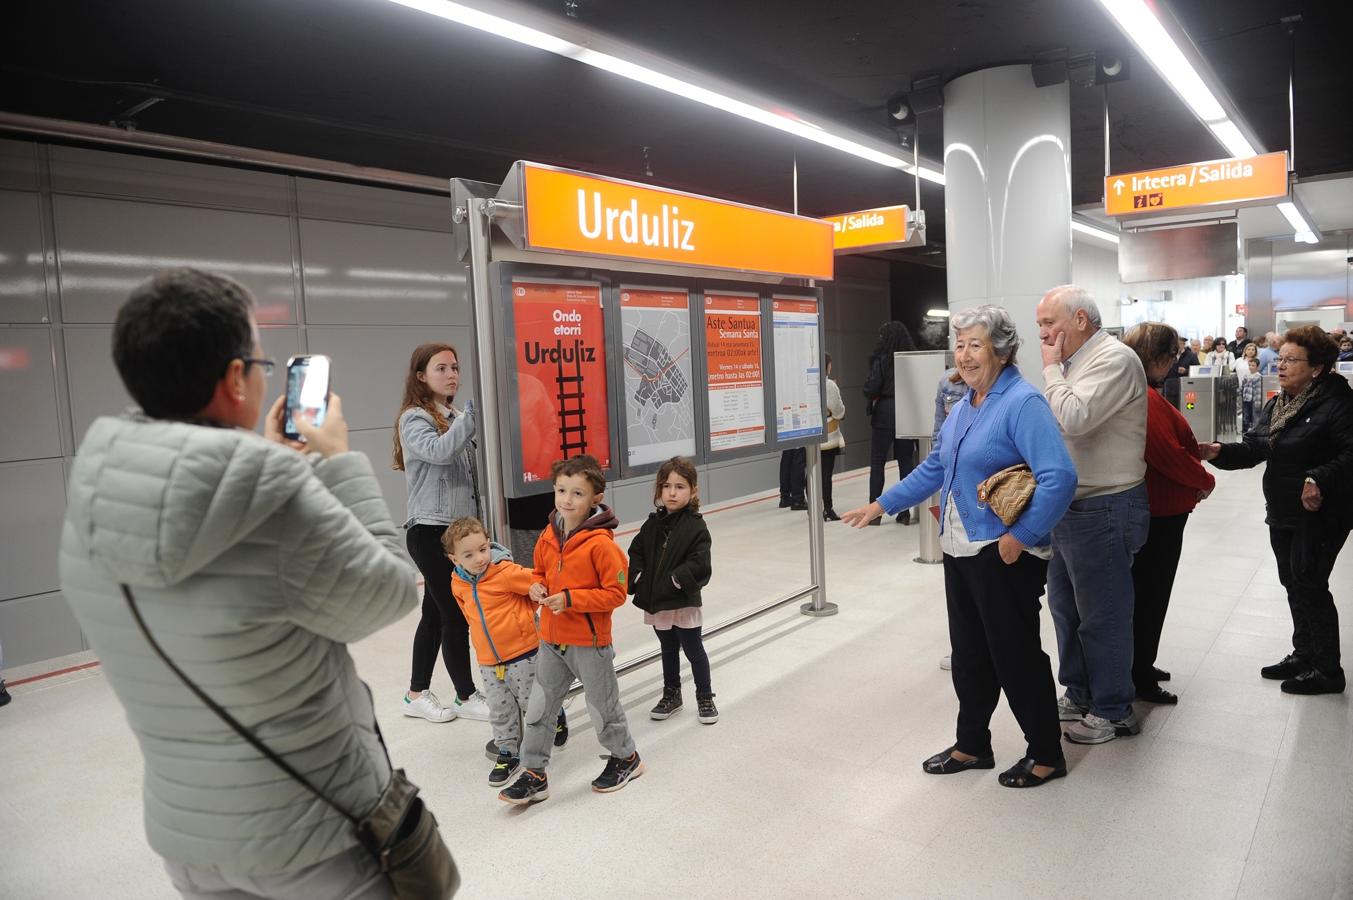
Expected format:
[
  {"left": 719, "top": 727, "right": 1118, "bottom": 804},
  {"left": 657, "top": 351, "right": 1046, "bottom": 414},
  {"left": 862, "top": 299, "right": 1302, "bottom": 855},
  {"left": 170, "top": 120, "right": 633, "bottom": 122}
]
[{"left": 0, "top": 137, "right": 891, "bottom": 671}]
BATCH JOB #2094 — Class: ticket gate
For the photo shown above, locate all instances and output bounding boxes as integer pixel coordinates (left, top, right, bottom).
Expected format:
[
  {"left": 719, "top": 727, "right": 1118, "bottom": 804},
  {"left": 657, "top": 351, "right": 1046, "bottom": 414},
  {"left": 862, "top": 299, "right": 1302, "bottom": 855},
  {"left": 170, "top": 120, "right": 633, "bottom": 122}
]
[{"left": 1178, "top": 374, "right": 1239, "bottom": 443}]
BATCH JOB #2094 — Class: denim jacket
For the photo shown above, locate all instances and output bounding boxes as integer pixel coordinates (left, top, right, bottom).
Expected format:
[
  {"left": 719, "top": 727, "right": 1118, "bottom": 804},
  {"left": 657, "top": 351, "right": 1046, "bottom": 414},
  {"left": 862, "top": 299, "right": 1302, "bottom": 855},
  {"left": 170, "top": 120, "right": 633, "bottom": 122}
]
[
  {"left": 400, "top": 405, "right": 479, "bottom": 528},
  {"left": 879, "top": 365, "right": 1077, "bottom": 547}
]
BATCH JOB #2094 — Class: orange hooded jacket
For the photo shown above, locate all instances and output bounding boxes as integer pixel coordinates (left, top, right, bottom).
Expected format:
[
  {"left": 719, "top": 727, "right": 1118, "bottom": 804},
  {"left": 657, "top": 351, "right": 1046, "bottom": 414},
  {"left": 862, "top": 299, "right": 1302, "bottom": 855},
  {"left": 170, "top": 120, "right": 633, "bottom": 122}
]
[
  {"left": 450, "top": 542, "right": 540, "bottom": 666},
  {"left": 532, "top": 505, "right": 628, "bottom": 647}
]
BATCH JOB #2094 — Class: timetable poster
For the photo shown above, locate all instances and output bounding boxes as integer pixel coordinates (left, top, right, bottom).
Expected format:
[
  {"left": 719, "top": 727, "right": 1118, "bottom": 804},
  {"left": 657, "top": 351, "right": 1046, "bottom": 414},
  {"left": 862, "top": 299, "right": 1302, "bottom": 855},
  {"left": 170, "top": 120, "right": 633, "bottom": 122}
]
[
  {"left": 772, "top": 296, "right": 824, "bottom": 440},
  {"left": 511, "top": 280, "right": 611, "bottom": 482},
  {"left": 704, "top": 293, "right": 765, "bottom": 451}
]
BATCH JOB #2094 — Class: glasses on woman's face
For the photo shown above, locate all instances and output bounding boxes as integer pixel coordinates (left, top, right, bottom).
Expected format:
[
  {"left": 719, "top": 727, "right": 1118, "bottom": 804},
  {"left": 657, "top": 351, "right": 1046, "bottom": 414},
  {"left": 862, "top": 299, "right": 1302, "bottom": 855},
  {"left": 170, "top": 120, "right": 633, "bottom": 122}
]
[{"left": 1276, "top": 355, "right": 1309, "bottom": 368}]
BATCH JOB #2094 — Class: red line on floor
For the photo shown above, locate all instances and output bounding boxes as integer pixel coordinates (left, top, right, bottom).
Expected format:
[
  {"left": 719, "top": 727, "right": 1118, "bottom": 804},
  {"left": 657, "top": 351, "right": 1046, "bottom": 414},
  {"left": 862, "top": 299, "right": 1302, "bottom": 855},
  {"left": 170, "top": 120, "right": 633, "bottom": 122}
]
[{"left": 7, "top": 660, "right": 102, "bottom": 687}]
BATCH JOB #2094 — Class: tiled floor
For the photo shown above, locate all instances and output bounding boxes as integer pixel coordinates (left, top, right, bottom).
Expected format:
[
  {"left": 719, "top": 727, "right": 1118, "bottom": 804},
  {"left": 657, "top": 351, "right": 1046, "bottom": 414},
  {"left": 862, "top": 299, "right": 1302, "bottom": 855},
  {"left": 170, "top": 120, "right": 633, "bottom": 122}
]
[{"left": 2, "top": 462, "right": 1351, "bottom": 899}]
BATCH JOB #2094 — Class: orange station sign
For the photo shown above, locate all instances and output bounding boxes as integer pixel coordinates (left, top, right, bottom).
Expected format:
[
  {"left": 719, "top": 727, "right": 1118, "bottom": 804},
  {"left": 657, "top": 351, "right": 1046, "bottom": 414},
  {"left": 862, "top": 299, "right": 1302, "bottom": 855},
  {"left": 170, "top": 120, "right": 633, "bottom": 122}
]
[
  {"left": 824, "top": 205, "right": 910, "bottom": 253},
  {"left": 1104, "top": 151, "right": 1288, "bottom": 217},
  {"left": 520, "top": 163, "right": 834, "bottom": 280}
]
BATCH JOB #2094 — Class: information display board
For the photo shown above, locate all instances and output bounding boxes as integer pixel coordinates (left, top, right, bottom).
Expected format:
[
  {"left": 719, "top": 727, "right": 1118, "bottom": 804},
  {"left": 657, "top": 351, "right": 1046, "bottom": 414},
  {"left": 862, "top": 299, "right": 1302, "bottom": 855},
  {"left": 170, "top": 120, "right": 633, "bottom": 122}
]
[
  {"left": 509, "top": 279, "right": 612, "bottom": 483},
  {"left": 703, "top": 292, "right": 766, "bottom": 452},
  {"left": 619, "top": 286, "right": 696, "bottom": 467},
  {"left": 772, "top": 296, "right": 824, "bottom": 440}
]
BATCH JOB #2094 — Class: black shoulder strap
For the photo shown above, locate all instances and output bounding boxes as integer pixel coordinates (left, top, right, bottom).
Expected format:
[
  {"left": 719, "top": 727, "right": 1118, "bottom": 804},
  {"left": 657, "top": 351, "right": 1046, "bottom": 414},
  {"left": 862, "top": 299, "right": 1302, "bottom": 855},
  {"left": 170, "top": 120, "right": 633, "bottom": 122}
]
[{"left": 120, "top": 584, "right": 359, "bottom": 827}]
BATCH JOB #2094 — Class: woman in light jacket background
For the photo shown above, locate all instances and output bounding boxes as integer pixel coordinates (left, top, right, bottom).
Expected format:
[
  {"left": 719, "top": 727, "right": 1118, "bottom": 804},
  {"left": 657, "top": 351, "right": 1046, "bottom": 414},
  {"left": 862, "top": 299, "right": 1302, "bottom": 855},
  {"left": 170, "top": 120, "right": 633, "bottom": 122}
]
[
  {"left": 394, "top": 343, "right": 490, "bottom": 723},
  {"left": 820, "top": 353, "right": 846, "bottom": 521},
  {"left": 843, "top": 305, "right": 1077, "bottom": 788}
]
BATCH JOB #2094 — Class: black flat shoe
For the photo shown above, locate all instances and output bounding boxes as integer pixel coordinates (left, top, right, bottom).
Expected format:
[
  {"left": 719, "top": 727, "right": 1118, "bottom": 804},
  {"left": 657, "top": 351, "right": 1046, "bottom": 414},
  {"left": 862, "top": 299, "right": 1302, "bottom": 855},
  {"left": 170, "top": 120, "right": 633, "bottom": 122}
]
[
  {"left": 998, "top": 757, "right": 1067, "bottom": 788},
  {"left": 1136, "top": 684, "right": 1178, "bottom": 705},
  {"left": 896, "top": 510, "right": 912, "bottom": 525},
  {"left": 1261, "top": 654, "right": 1307, "bottom": 680},
  {"left": 922, "top": 746, "right": 995, "bottom": 775},
  {"left": 1152, "top": 666, "right": 1171, "bottom": 683},
  {"left": 823, "top": 509, "right": 841, "bottom": 521},
  {"left": 1281, "top": 669, "right": 1346, "bottom": 695}
]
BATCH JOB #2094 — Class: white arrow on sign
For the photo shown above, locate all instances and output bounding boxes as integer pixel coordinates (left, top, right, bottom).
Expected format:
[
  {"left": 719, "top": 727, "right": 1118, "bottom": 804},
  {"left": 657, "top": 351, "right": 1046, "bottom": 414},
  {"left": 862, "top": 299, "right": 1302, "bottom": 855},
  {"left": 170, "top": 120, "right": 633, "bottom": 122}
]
[{"left": 1114, "top": 178, "right": 1125, "bottom": 196}]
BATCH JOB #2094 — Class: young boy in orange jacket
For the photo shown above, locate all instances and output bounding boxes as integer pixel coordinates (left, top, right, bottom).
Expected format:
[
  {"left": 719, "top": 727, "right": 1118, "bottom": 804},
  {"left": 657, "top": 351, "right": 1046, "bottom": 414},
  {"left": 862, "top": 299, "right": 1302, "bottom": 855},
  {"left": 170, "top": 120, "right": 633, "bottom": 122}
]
[
  {"left": 498, "top": 455, "right": 644, "bottom": 805},
  {"left": 445, "top": 517, "right": 554, "bottom": 788}
]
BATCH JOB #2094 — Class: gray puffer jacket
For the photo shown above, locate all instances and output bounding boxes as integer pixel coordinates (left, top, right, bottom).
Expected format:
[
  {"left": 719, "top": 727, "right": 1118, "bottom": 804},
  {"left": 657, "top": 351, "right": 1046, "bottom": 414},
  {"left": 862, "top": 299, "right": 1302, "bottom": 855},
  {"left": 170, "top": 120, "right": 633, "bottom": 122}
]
[
  {"left": 399, "top": 404, "right": 478, "bottom": 528},
  {"left": 58, "top": 416, "right": 418, "bottom": 876}
]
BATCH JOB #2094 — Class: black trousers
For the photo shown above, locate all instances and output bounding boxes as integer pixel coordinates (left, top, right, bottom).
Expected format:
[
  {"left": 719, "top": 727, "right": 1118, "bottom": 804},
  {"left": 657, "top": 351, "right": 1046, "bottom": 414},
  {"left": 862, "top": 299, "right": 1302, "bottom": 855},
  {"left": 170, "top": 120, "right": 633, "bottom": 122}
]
[
  {"left": 1270, "top": 525, "right": 1349, "bottom": 675},
  {"left": 1130, "top": 513, "right": 1189, "bottom": 689},
  {"left": 822, "top": 447, "right": 840, "bottom": 512},
  {"left": 943, "top": 545, "right": 1062, "bottom": 764},
  {"left": 407, "top": 524, "right": 476, "bottom": 699},
  {"left": 656, "top": 625, "right": 712, "bottom": 694},
  {"left": 868, "top": 427, "right": 916, "bottom": 504},
  {"left": 779, "top": 448, "right": 806, "bottom": 502}
]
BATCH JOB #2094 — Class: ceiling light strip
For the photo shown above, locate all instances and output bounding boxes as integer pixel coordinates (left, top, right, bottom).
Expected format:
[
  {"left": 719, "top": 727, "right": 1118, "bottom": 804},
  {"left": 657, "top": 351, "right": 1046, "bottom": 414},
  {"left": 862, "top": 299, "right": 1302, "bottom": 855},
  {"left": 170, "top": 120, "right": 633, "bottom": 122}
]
[
  {"left": 1071, "top": 219, "right": 1121, "bottom": 244},
  {"left": 384, "top": 0, "right": 945, "bottom": 184}
]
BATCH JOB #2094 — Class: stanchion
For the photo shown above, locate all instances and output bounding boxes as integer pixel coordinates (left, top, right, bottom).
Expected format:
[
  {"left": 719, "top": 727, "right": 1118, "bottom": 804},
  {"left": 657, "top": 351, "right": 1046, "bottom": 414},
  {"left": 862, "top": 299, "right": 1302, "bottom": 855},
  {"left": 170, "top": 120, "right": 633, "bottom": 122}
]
[
  {"left": 914, "top": 437, "right": 942, "bottom": 565},
  {"left": 801, "top": 443, "right": 838, "bottom": 617}
]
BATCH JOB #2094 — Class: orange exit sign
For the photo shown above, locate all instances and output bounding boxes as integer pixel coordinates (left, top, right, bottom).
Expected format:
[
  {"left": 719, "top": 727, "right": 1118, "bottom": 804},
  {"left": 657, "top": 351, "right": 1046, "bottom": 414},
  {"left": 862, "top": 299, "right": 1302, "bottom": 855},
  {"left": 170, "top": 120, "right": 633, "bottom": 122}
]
[
  {"left": 823, "top": 205, "right": 910, "bottom": 253},
  {"left": 1104, "top": 151, "right": 1288, "bottom": 217}
]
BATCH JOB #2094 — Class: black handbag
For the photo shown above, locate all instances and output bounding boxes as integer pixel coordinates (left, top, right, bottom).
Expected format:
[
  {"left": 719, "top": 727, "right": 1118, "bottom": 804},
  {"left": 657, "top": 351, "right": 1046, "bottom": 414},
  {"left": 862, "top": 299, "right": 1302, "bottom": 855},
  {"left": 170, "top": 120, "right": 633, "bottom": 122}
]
[{"left": 121, "top": 585, "right": 459, "bottom": 899}]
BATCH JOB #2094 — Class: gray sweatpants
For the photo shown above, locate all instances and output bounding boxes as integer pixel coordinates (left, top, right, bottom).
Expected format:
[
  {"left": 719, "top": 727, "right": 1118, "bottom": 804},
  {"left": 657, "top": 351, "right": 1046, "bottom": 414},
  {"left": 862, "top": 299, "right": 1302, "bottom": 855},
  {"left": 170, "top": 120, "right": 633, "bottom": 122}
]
[
  {"left": 480, "top": 653, "right": 537, "bottom": 756},
  {"left": 165, "top": 844, "right": 391, "bottom": 899},
  {"left": 521, "top": 642, "right": 635, "bottom": 772}
]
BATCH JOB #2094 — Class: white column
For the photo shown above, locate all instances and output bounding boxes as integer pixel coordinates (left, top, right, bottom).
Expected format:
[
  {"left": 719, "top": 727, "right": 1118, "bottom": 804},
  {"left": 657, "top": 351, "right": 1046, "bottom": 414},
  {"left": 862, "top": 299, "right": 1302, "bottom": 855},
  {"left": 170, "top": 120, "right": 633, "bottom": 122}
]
[{"left": 943, "top": 65, "right": 1072, "bottom": 388}]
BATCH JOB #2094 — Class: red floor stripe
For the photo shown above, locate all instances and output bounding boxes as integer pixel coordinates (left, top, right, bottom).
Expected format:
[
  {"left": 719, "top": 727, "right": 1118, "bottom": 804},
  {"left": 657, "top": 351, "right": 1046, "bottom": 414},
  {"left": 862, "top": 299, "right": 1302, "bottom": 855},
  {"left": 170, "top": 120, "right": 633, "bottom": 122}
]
[{"left": 12, "top": 463, "right": 895, "bottom": 685}]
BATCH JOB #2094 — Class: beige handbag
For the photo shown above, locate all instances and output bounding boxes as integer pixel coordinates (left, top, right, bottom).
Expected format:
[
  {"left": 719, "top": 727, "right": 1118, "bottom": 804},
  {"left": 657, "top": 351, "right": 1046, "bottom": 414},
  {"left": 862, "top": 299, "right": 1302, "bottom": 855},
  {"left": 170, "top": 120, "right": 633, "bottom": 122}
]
[{"left": 976, "top": 464, "right": 1037, "bottom": 526}]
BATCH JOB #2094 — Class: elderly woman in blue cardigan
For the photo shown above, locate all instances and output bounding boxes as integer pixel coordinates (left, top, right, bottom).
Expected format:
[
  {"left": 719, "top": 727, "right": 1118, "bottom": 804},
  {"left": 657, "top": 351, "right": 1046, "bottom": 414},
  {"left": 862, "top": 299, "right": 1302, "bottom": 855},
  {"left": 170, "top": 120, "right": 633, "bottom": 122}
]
[{"left": 844, "top": 305, "right": 1077, "bottom": 788}]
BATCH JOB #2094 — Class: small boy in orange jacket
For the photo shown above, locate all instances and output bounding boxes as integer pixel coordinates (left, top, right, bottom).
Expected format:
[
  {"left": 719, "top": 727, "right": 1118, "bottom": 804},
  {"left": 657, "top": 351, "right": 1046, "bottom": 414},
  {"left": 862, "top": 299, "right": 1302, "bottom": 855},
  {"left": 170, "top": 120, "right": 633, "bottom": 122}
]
[
  {"left": 498, "top": 455, "right": 644, "bottom": 806},
  {"left": 446, "top": 517, "right": 559, "bottom": 788}
]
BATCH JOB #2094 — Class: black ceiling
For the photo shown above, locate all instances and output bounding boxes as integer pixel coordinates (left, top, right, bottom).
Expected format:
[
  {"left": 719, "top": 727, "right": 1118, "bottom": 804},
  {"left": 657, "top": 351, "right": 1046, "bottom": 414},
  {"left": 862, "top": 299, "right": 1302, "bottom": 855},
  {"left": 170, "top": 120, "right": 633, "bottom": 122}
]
[{"left": 6, "top": 0, "right": 1350, "bottom": 261}]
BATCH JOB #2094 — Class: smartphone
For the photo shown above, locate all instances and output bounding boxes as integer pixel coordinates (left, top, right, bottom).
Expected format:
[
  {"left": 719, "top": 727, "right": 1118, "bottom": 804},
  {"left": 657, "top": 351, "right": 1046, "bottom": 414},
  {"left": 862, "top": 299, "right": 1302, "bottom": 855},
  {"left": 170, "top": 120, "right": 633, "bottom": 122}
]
[{"left": 283, "top": 354, "right": 331, "bottom": 441}]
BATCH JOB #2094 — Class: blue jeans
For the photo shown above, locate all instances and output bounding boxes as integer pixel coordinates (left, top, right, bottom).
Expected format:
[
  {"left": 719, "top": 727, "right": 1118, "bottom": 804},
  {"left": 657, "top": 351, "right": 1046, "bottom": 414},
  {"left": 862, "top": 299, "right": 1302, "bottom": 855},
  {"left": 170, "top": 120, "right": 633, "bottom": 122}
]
[{"left": 1048, "top": 483, "right": 1150, "bottom": 720}]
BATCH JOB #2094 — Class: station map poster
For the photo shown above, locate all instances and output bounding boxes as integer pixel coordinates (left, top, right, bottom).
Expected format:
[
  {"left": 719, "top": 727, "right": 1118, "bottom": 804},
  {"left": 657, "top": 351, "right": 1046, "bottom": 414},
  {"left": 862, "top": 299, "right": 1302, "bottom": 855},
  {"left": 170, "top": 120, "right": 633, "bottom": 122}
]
[
  {"left": 511, "top": 280, "right": 611, "bottom": 482},
  {"left": 772, "top": 296, "right": 824, "bottom": 440},
  {"left": 620, "top": 287, "right": 696, "bottom": 466},
  {"left": 704, "top": 293, "right": 765, "bottom": 451}
]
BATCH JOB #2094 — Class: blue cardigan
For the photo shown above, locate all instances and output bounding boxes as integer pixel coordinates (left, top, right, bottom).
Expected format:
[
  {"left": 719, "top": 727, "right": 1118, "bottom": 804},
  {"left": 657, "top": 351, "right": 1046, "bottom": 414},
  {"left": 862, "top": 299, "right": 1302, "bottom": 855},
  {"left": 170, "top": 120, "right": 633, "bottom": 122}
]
[{"left": 879, "top": 365, "right": 1077, "bottom": 548}]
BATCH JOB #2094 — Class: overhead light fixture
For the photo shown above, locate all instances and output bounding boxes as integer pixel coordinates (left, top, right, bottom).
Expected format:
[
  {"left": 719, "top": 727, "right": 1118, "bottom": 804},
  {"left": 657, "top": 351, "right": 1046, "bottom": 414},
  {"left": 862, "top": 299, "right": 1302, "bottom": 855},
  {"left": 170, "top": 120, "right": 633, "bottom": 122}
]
[
  {"left": 925, "top": 308, "right": 950, "bottom": 318},
  {"left": 1072, "top": 219, "right": 1121, "bottom": 244},
  {"left": 1277, "top": 201, "right": 1319, "bottom": 243},
  {"left": 1094, "top": 0, "right": 1257, "bottom": 157},
  {"left": 385, "top": 0, "right": 946, "bottom": 184}
]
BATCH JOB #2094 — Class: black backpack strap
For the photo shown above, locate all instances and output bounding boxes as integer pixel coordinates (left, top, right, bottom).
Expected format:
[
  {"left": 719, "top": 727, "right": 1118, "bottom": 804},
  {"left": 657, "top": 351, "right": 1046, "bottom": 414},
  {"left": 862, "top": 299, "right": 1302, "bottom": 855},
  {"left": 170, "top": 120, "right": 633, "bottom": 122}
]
[{"left": 120, "top": 584, "right": 359, "bottom": 827}]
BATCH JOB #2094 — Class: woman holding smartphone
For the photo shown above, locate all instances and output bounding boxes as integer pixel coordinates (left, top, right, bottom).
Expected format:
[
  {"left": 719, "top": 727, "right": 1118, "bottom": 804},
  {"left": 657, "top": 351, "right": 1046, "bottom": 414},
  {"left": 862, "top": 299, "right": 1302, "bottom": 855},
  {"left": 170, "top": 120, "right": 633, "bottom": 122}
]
[{"left": 394, "top": 342, "right": 490, "bottom": 723}]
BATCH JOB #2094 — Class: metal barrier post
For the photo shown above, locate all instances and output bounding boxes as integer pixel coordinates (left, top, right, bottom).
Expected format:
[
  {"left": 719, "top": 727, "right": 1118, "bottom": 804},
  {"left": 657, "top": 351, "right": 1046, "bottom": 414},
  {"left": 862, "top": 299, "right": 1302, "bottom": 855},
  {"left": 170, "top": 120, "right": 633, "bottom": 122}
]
[
  {"left": 801, "top": 443, "right": 838, "bottom": 617},
  {"left": 914, "top": 436, "right": 942, "bottom": 564}
]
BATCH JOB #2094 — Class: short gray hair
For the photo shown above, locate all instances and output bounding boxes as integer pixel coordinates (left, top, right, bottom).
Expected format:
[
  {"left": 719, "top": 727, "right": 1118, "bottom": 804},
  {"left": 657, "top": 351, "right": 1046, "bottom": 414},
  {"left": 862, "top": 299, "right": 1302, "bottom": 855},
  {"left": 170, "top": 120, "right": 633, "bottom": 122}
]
[
  {"left": 951, "top": 304, "right": 1022, "bottom": 366},
  {"left": 1045, "top": 284, "right": 1102, "bottom": 328}
]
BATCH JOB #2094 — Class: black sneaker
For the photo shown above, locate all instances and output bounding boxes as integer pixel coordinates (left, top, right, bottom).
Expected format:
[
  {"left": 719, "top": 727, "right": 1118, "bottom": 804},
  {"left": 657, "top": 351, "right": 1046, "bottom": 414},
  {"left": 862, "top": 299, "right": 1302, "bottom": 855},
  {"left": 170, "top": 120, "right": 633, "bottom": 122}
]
[
  {"left": 1261, "top": 654, "right": 1307, "bottom": 680},
  {"left": 1281, "top": 669, "right": 1346, "bottom": 695},
  {"left": 0, "top": 680, "right": 10, "bottom": 708},
  {"left": 789, "top": 499, "right": 808, "bottom": 511},
  {"left": 778, "top": 496, "right": 791, "bottom": 508},
  {"left": 592, "top": 752, "right": 645, "bottom": 793},
  {"left": 499, "top": 769, "right": 549, "bottom": 805},
  {"left": 554, "top": 708, "right": 569, "bottom": 747},
  {"left": 650, "top": 687, "right": 683, "bottom": 720},
  {"left": 696, "top": 691, "right": 719, "bottom": 724},
  {"left": 896, "top": 510, "right": 912, "bottom": 525},
  {"left": 824, "top": 509, "right": 841, "bottom": 521},
  {"left": 488, "top": 750, "right": 520, "bottom": 787}
]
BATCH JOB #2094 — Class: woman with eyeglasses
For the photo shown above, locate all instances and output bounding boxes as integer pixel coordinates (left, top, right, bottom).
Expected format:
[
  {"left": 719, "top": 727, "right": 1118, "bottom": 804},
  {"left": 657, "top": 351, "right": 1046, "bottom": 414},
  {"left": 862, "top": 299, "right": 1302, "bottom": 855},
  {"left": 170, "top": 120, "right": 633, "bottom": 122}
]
[{"left": 1200, "top": 326, "right": 1353, "bottom": 696}]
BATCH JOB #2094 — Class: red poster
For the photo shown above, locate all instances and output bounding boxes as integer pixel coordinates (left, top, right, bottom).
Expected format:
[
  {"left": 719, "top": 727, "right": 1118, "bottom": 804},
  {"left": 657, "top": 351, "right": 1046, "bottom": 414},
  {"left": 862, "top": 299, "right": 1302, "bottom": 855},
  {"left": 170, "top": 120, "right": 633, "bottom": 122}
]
[{"left": 512, "top": 280, "right": 611, "bottom": 482}]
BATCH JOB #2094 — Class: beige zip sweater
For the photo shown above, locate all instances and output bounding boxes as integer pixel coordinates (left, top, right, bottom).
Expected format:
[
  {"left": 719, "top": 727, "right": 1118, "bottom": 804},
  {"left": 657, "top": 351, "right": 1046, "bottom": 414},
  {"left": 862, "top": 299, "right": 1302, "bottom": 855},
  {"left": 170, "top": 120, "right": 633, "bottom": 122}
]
[{"left": 1043, "top": 329, "right": 1147, "bottom": 500}]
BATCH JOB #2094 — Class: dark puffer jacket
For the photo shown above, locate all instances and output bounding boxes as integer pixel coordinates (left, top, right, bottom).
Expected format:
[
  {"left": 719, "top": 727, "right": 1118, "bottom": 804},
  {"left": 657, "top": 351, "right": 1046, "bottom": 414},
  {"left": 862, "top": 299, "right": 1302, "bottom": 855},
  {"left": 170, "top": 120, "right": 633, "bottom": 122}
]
[
  {"left": 626, "top": 507, "right": 712, "bottom": 613},
  {"left": 1213, "top": 372, "right": 1353, "bottom": 529}
]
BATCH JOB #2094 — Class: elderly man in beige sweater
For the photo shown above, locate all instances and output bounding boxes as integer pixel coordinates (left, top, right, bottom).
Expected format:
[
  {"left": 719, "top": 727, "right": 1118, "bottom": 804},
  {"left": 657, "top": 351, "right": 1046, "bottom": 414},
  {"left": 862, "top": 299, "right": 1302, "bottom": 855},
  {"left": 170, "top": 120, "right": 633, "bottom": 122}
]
[{"left": 1036, "top": 285, "right": 1150, "bottom": 745}]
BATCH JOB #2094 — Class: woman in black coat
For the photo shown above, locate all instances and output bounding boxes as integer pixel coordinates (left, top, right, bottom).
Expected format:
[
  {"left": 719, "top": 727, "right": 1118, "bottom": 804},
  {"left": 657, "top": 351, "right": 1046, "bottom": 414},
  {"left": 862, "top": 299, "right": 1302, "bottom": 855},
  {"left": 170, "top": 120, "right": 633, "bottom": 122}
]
[
  {"left": 862, "top": 321, "right": 918, "bottom": 525},
  {"left": 1200, "top": 326, "right": 1353, "bottom": 695}
]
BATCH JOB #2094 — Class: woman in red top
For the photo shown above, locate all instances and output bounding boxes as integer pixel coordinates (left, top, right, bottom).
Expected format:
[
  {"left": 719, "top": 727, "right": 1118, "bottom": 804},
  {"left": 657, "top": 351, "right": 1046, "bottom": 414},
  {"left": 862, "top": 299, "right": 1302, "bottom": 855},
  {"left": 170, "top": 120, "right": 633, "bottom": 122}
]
[{"left": 1122, "top": 323, "right": 1216, "bottom": 705}]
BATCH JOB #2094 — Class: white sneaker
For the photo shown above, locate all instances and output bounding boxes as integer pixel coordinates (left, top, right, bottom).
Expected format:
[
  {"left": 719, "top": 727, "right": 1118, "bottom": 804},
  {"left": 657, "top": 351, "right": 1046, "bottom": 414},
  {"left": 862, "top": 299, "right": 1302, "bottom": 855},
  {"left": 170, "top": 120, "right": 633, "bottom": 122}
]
[
  {"left": 940, "top": 655, "right": 952, "bottom": 670},
  {"left": 402, "top": 690, "right": 456, "bottom": 723},
  {"left": 453, "top": 691, "right": 492, "bottom": 722}
]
